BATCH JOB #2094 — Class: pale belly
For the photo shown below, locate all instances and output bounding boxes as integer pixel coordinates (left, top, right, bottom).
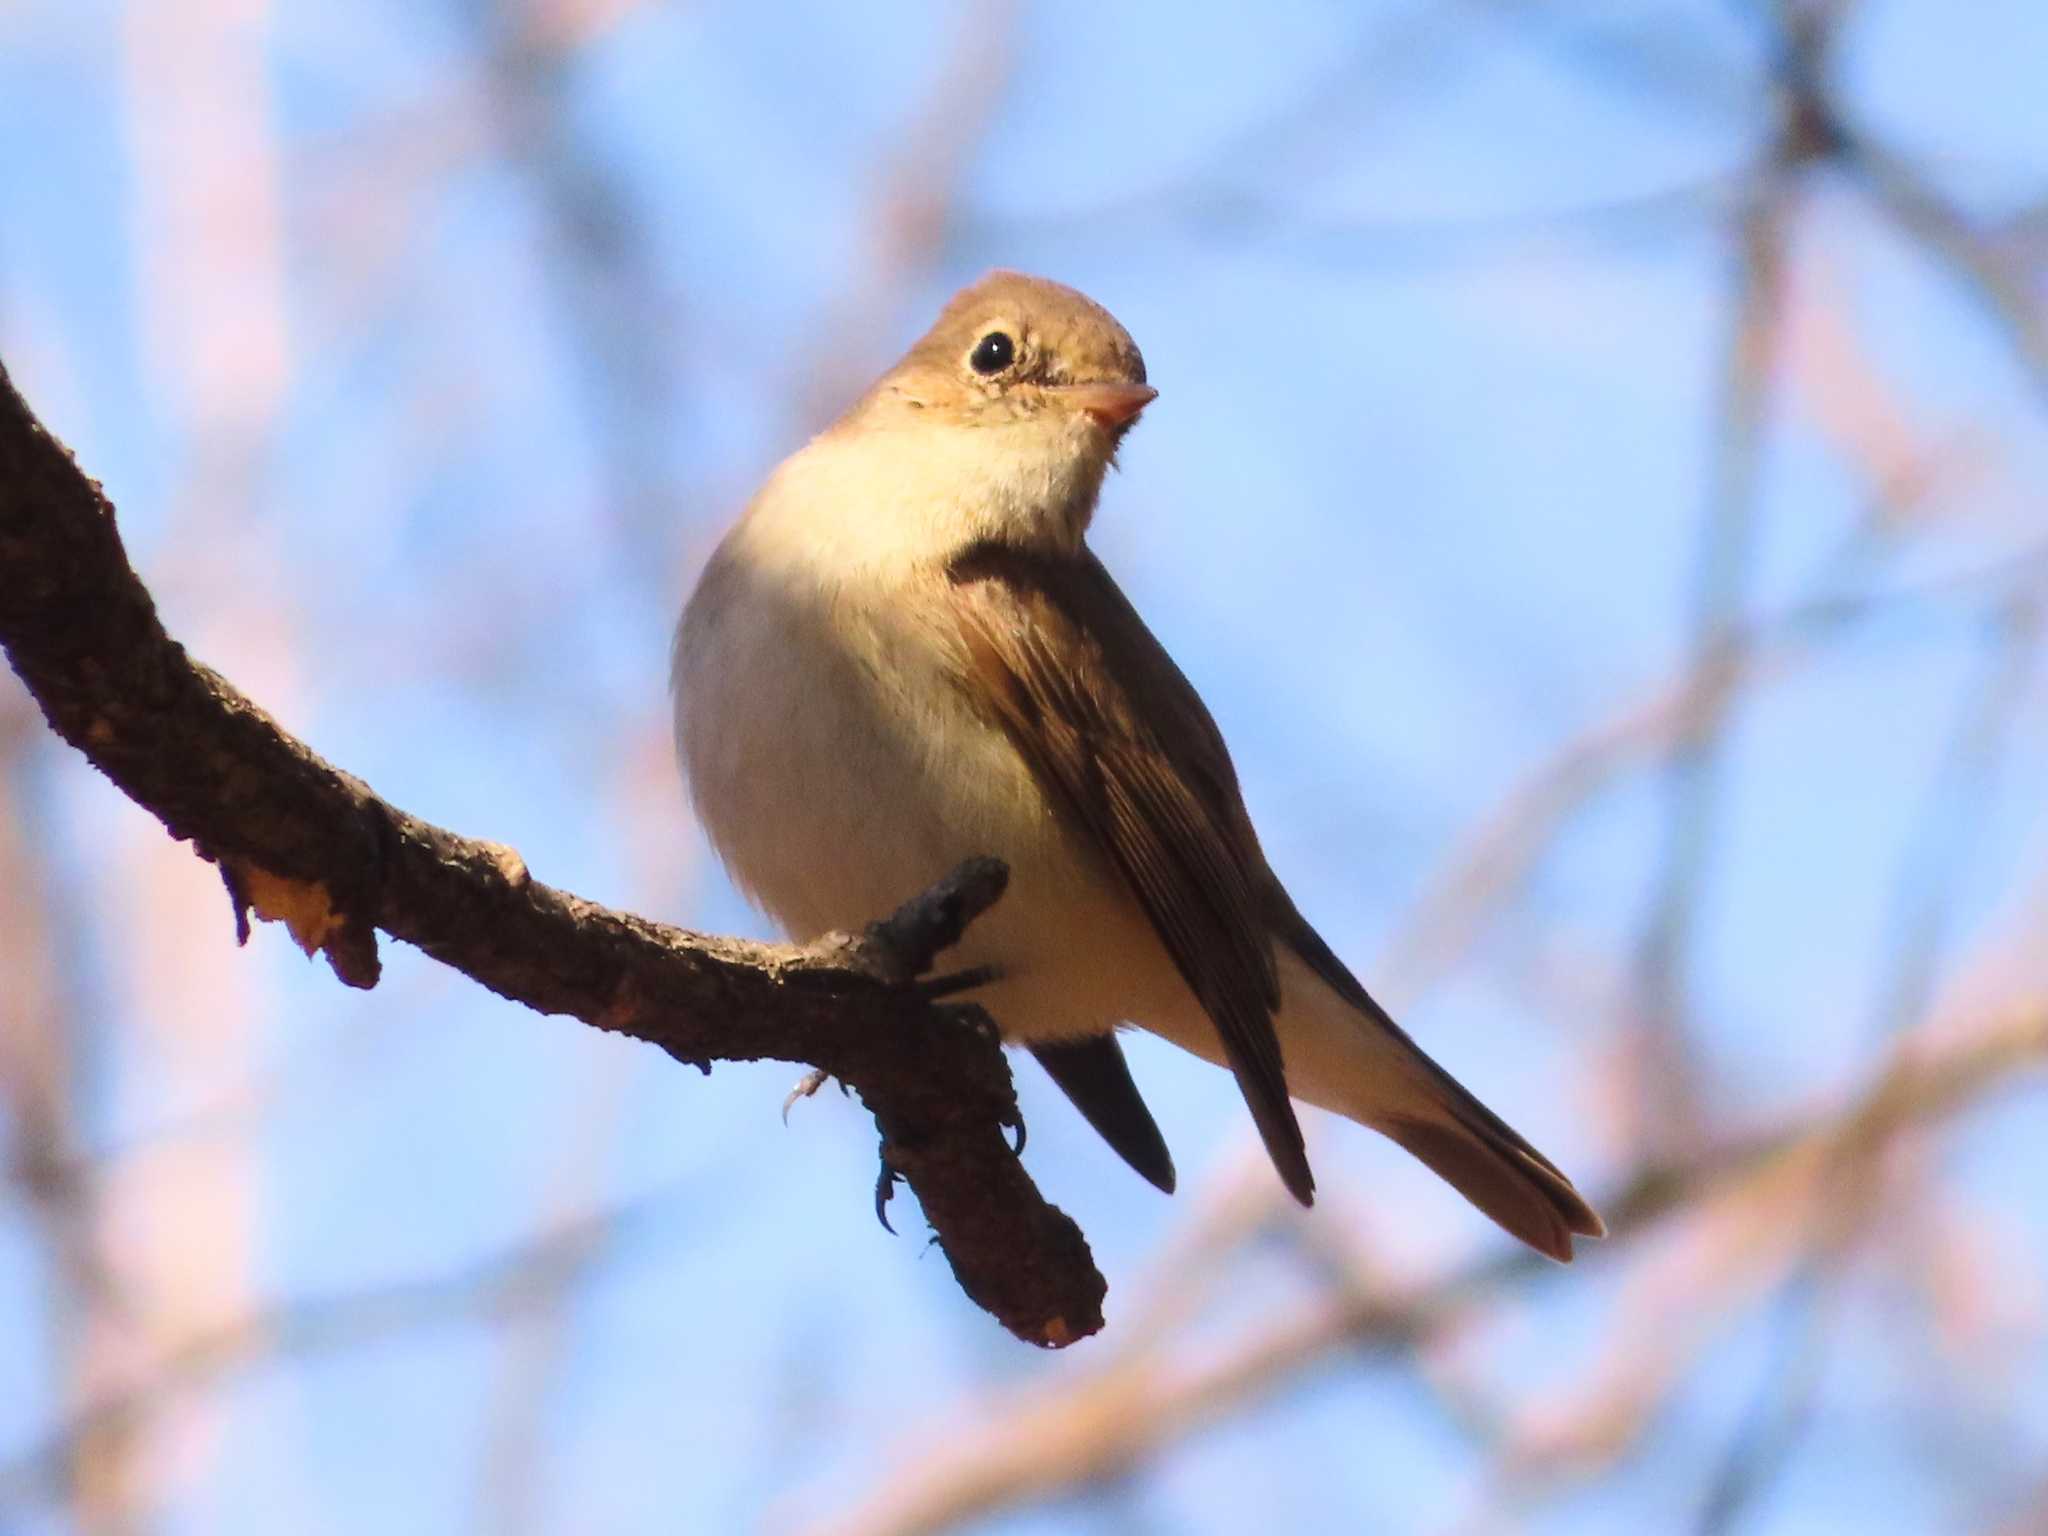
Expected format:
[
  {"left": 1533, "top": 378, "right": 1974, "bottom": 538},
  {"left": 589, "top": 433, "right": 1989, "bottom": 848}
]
[{"left": 673, "top": 555, "right": 1193, "bottom": 1043}]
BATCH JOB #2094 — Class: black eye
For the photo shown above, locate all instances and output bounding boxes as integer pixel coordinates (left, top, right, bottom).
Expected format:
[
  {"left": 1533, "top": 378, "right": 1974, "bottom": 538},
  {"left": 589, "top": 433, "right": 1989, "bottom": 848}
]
[{"left": 969, "top": 331, "right": 1015, "bottom": 375}]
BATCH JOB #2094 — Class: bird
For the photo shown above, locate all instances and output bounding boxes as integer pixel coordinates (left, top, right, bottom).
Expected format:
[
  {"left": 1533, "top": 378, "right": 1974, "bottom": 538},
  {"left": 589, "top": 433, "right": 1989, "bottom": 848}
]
[{"left": 672, "top": 270, "right": 1604, "bottom": 1261}]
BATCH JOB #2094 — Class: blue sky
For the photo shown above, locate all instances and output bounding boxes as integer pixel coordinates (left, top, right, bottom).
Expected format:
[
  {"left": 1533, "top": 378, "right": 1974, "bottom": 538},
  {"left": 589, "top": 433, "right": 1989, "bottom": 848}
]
[{"left": 2, "top": 2, "right": 2046, "bottom": 1533}]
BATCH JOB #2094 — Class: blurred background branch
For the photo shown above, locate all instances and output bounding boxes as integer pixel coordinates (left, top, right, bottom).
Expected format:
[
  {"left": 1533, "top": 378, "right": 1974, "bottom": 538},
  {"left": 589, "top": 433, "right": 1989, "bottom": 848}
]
[
  {"left": 806, "top": 994, "right": 2048, "bottom": 1536},
  {"left": 1, "top": 0, "right": 2043, "bottom": 1531}
]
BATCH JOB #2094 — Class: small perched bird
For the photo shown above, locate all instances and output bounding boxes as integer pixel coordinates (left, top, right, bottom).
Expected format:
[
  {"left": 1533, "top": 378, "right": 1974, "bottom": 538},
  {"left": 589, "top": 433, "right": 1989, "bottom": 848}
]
[{"left": 674, "top": 271, "right": 1604, "bottom": 1260}]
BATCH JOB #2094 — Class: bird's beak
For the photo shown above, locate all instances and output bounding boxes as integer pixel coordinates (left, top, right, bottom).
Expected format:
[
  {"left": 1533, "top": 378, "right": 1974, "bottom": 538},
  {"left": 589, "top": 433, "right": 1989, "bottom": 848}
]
[{"left": 1056, "top": 381, "right": 1158, "bottom": 429}]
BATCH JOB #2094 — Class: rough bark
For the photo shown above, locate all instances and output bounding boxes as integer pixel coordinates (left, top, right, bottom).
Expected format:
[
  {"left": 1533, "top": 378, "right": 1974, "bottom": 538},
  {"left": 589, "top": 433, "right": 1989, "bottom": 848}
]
[{"left": 0, "top": 358, "right": 1106, "bottom": 1347}]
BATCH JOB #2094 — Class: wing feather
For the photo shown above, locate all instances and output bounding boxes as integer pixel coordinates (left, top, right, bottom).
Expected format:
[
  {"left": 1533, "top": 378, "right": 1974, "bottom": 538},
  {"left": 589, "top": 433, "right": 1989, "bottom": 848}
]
[{"left": 944, "top": 542, "right": 1314, "bottom": 1204}]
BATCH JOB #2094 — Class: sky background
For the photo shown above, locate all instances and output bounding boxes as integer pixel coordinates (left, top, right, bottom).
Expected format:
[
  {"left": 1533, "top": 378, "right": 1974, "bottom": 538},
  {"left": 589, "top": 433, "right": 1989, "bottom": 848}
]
[{"left": 2, "top": 2, "right": 2047, "bottom": 1533}]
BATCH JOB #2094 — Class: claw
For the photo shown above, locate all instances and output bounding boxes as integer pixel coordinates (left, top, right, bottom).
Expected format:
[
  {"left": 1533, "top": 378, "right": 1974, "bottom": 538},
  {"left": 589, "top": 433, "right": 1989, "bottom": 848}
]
[
  {"left": 874, "top": 1160, "right": 902, "bottom": 1234},
  {"left": 782, "top": 1068, "right": 831, "bottom": 1124}
]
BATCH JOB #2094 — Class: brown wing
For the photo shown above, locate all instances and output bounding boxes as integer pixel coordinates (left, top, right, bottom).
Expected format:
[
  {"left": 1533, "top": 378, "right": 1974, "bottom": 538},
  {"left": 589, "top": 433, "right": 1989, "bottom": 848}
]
[{"left": 944, "top": 542, "right": 1314, "bottom": 1205}]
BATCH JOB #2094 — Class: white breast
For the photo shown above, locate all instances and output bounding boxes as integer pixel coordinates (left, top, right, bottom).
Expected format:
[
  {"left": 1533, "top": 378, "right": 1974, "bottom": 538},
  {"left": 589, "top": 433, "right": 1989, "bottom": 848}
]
[{"left": 671, "top": 431, "right": 1191, "bottom": 1042}]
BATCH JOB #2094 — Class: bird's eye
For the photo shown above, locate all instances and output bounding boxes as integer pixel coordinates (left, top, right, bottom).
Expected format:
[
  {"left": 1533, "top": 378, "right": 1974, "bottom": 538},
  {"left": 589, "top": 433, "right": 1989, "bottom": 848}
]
[{"left": 968, "top": 331, "right": 1016, "bottom": 376}]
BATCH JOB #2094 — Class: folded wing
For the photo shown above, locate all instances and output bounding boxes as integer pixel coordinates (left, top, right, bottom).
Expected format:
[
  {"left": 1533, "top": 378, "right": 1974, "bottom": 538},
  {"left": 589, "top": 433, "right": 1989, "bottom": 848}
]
[{"left": 944, "top": 541, "right": 1314, "bottom": 1205}]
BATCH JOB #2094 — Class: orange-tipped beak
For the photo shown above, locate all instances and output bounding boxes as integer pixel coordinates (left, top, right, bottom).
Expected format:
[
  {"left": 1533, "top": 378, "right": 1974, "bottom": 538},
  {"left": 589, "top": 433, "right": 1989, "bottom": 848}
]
[{"left": 1058, "top": 381, "right": 1158, "bottom": 429}]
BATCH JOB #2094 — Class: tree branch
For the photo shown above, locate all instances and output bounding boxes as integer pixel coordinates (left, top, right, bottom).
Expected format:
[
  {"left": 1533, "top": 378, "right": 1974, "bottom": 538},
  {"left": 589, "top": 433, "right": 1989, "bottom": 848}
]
[{"left": 0, "top": 357, "right": 1107, "bottom": 1349}]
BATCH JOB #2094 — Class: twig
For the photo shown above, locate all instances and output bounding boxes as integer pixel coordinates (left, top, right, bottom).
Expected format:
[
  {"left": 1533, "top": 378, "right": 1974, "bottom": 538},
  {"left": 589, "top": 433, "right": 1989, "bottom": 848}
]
[
  {"left": 1692, "top": 599, "right": 2044, "bottom": 1533},
  {"left": 0, "top": 357, "right": 1105, "bottom": 1349},
  {"left": 1841, "top": 132, "right": 2048, "bottom": 405},
  {"left": 1630, "top": 116, "right": 1795, "bottom": 1158}
]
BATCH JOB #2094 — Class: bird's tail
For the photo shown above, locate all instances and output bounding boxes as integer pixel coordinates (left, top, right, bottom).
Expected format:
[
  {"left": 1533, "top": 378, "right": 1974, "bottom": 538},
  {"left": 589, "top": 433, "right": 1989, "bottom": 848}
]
[
  {"left": 1273, "top": 946, "right": 1605, "bottom": 1262},
  {"left": 1376, "top": 1087, "right": 1605, "bottom": 1263}
]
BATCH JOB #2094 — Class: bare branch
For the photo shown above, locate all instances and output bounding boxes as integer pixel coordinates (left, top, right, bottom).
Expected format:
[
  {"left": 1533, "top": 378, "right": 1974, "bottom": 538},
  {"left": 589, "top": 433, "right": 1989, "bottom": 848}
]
[
  {"left": 1842, "top": 132, "right": 2048, "bottom": 405},
  {"left": 1630, "top": 82, "right": 1800, "bottom": 1158},
  {"left": 0, "top": 357, "right": 1106, "bottom": 1349}
]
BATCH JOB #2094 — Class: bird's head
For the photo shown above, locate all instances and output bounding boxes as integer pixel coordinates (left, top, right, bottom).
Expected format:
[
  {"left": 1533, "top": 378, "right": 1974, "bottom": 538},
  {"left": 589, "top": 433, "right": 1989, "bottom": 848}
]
[{"left": 846, "top": 271, "right": 1156, "bottom": 551}]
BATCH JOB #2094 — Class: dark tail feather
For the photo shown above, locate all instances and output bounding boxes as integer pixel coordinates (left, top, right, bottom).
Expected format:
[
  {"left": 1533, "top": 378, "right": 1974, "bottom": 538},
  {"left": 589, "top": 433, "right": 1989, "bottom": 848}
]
[
  {"left": 1231, "top": 1060, "right": 1316, "bottom": 1208},
  {"left": 1272, "top": 903, "right": 1602, "bottom": 1259},
  {"left": 1383, "top": 1104, "right": 1605, "bottom": 1262},
  {"left": 1031, "top": 1036, "right": 1177, "bottom": 1194}
]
